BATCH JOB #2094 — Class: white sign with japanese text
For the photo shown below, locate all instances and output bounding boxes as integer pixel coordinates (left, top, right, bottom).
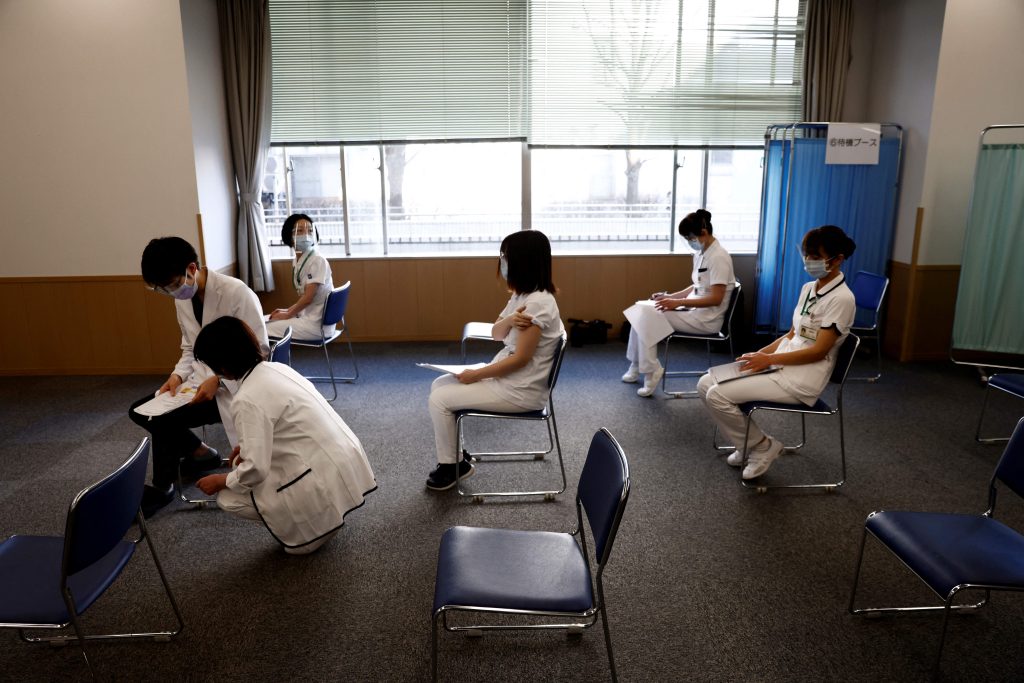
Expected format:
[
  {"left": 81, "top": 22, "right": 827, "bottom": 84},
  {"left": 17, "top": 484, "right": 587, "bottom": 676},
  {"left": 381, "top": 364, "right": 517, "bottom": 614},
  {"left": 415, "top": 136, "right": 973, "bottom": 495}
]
[{"left": 825, "top": 123, "right": 881, "bottom": 165}]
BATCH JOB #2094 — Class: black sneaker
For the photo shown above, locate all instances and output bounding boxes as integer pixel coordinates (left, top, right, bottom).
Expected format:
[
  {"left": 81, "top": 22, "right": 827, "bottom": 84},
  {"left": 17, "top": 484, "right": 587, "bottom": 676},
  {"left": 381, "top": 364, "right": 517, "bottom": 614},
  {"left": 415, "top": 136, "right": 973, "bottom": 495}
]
[
  {"left": 141, "top": 484, "right": 174, "bottom": 518},
  {"left": 180, "top": 448, "right": 222, "bottom": 479},
  {"left": 425, "top": 460, "right": 474, "bottom": 491}
]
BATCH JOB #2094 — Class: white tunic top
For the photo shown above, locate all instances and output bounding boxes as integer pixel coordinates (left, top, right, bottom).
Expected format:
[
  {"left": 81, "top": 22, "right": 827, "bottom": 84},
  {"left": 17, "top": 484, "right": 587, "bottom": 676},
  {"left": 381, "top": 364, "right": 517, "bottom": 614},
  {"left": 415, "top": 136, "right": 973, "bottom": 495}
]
[
  {"left": 172, "top": 269, "right": 270, "bottom": 443},
  {"left": 685, "top": 239, "right": 735, "bottom": 327},
  {"left": 772, "top": 274, "right": 856, "bottom": 404},
  {"left": 225, "top": 362, "right": 377, "bottom": 548},
  {"left": 291, "top": 248, "right": 334, "bottom": 335},
  {"left": 487, "top": 290, "right": 565, "bottom": 410}
]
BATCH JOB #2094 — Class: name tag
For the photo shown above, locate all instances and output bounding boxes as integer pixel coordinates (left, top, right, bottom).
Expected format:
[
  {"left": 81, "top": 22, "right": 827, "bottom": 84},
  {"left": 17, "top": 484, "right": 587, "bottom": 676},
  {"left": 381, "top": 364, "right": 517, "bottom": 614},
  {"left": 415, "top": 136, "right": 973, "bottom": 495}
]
[{"left": 799, "top": 319, "right": 820, "bottom": 341}]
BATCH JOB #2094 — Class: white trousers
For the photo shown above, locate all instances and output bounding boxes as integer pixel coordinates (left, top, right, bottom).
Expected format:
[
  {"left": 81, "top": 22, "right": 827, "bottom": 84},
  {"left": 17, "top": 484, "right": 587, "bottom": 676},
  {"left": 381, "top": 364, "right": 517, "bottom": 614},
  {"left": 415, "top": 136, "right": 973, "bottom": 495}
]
[
  {"left": 696, "top": 372, "right": 801, "bottom": 451},
  {"left": 428, "top": 374, "right": 525, "bottom": 464},
  {"left": 217, "top": 488, "right": 336, "bottom": 555},
  {"left": 626, "top": 312, "right": 718, "bottom": 374},
  {"left": 266, "top": 317, "right": 334, "bottom": 342}
]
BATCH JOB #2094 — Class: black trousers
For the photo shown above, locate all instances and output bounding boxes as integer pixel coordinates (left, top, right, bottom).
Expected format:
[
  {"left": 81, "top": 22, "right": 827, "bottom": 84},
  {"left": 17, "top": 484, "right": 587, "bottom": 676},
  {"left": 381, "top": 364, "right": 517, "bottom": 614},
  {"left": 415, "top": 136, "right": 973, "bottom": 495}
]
[{"left": 129, "top": 394, "right": 222, "bottom": 489}]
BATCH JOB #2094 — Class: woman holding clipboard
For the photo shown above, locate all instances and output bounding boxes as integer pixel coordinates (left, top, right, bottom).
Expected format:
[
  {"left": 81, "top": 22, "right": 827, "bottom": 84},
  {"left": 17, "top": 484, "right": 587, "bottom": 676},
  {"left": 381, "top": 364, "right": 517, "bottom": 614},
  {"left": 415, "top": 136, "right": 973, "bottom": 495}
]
[{"left": 697, "top": 225, "right": 856, "bottom": 480}]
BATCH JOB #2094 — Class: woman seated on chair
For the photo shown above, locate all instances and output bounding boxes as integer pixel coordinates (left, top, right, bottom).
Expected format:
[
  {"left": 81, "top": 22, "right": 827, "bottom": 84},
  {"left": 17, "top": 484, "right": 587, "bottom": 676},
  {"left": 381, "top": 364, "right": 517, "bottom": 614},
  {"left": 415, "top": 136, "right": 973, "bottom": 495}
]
[
  {"left": 623, "top": 209, "right": 735, "bottom": 397},
  {"left": 266, "top": 213, "right": 335, "bottom": 341},
  {"left": 697, "top": 225, "right": 856, "bottom": 481},
  {"left": 194, "top": 316, "right": 376, "bottom": 555},
  {"left": 425, "top": 229, "right": 566, "bottom": 492}
]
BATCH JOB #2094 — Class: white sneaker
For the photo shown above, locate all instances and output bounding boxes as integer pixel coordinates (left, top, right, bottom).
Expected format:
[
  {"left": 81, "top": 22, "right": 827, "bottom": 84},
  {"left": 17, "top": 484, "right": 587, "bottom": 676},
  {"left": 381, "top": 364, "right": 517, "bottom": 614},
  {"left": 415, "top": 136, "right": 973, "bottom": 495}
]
[
  {"left": 726, "top": 449, "right": 745, "bottom": 467},
  {"left": 636, "top": 367, "right": 665, "bottom": 397},
  {"left": 742, "top": 437, "right": 784, "bottom": 480},
  {"left": 621, "top": 364, "right": 640, "bottom": 383}
]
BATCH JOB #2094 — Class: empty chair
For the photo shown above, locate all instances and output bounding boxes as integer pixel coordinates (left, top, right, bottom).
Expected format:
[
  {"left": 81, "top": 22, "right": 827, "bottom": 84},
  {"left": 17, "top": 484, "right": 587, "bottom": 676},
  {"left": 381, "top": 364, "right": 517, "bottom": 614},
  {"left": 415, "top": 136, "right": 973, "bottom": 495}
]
[
  {"left": 268, "top": 325, "right": 293, "bottom": 365},
  {"left": 432, "top": 428, "right": 630, "bottom": 681},
  {"left": 728, "top": 333, "right": 860, "bottom": 492},
  {"left": 848, "top": 271, "right": 889, "bottom": 382},
  {"left": 0, "top": 438, "right": 183, "bottom": 678},
  {"left": 456, "top": 332, "right": 568, "bottom": 501},
  {"left": 849, "top": 418, "right": 1024, "bottom": 680},
  {"left": 661, "top": 281, "right": 742, "bottom": 397},
  {"left": 975, "top": 372, "right": 1024, "bottom": 444},
  {"left": 290, "top": 281, "right": 359, "bottom": 401},
  {"left": 460, "top": 321, "right": 502, "bottom": 363}
]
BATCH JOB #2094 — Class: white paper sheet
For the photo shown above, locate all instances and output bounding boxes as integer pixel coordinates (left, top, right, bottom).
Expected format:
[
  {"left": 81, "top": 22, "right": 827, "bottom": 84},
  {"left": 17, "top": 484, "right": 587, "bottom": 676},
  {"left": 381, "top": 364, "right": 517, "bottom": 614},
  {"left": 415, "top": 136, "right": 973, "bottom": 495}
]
[
  {"left": 708, "top": 360, "right": 779, "bottom": 384},
  {"left": 416, "top": 362, "right": 487, "bottom": 375},
  {"left": 623, "top": 301, "right": 675, "bottom": 347},
  {"left": 132, "top": 382, "right": 202, "bottom": 417}
]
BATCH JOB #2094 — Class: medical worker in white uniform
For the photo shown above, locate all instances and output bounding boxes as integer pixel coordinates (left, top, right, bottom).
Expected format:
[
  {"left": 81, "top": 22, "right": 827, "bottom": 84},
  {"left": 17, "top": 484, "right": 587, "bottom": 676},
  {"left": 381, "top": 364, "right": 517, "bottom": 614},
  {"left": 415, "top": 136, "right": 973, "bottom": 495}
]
[
  {"left": 697, "top": 225, "right": 857, "bottom": 480},
  {"left": 194, "top": 316, "right": 376, "bottom": 555},
  {"left": 129, "top": 237, "right": 269, "bottom": 518},
  {"left": 425, "top": 229, "right": 566, "bottom": 491},
  {"left": 623, "top": 209, "right": 735, "bottom": 397},
  {"left": 266, "top": 213, "right": 334, "bottom": 341}
]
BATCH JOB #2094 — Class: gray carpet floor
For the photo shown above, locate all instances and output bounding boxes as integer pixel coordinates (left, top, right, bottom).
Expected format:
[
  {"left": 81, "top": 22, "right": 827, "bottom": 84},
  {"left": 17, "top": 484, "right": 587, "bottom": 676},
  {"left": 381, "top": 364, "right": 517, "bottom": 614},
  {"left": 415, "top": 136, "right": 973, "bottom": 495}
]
[{"left": 1, "top": 339, "right": 1023, "bottom": 682}]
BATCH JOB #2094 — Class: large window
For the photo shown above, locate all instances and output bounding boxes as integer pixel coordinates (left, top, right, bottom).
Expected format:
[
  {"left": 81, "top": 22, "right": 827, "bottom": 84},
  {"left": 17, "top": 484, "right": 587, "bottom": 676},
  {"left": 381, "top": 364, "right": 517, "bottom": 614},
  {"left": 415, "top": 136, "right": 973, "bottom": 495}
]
[{"left": 265, "top": 0, "right": 802, "bottom": 256}]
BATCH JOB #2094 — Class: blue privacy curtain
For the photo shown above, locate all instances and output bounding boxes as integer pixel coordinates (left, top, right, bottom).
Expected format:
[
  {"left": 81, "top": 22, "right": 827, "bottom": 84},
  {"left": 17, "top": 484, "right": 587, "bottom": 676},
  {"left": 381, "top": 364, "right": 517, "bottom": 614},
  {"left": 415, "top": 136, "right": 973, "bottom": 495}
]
[
  {"left": 952, "top": 144, "right": 1024, "bottom": 356},
  {"left": 755, "top": 136, "right": 901, "bottom": 333}
]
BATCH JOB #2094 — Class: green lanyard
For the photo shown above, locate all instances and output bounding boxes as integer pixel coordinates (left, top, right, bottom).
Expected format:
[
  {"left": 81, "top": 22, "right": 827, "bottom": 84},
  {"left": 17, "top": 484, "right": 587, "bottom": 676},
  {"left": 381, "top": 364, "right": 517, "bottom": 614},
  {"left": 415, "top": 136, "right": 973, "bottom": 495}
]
[
  {"left": 293, "top": 249, "right": 314, "bottom": 290},
  {"left": 800, "top": 288, "right": 817, "bottom": 316}
]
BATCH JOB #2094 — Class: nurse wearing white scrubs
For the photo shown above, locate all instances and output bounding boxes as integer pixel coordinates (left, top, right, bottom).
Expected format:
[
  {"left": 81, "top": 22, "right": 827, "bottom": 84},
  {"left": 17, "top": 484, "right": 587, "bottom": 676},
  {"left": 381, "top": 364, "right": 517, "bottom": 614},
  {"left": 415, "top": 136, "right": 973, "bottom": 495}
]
[
  {"left": 623, "top": 209, "right": 735, "bottom": 397},
  {"left": 266, "top": 213, "right": 335, "bottom": 341},
  {"left": 194, "top": 316, "right": 376, "bottom": 555},
  {"left": 697, "top": 225, "right": 857, "bottom": 480},
  {"left": 425, "top": 230, "right": 566, "bottom": 491}
]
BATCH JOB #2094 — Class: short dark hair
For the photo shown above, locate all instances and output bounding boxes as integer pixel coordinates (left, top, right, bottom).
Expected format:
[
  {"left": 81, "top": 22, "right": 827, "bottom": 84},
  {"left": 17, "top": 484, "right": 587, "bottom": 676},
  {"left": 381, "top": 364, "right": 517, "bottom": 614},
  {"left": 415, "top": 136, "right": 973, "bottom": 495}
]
[
  {"left": 141, "top": 237, "right": 198, "bottom": 287},
  {"left": 802, "top": 225, "right": 857, "bottom": 260},
  {"left": 678, "top": 209, "right": 713, "bottom": 238},
  {"left": 500, "top": 230, "right": 556, "bottom": 295},
  {"left": 280, "top": 213, "right": 318, "bottom": 249},
  {"left": 193, "top": 316, "right": 266, "bottom": 379}
]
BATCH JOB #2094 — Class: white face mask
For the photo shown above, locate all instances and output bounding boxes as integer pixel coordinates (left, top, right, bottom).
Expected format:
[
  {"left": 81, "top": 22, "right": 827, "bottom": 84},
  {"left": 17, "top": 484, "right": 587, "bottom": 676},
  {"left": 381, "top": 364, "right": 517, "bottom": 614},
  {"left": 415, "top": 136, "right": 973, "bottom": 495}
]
[
  {"left": 687, "top": 238, "right": 702, "bottom": 251},
  {"left": 499, "top": 255, "right": 509, "bottom": 280},
  {"left": 294, "top": 234, "right": 315, "bottom": 252},
  {"left": 803, "top": 256, "right": 831, "bottom": 279}
]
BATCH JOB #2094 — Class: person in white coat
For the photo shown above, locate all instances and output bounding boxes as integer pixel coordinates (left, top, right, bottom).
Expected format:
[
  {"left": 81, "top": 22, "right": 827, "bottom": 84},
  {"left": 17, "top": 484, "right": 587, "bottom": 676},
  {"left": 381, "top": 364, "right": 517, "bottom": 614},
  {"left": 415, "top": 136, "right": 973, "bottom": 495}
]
[
  {"left": 425, "top": 229, "right": 566, "bottom": 491},
  {"left": 697, "top": 225, "right": 857, "bottom": 480},
  {"left": 193, "top": 316, "right": 376, "bottom": 554},
  {"left": 623, "top": 209, "right": 735, "bottom": 397},
  {"left": 265, "top": 213, "right": 335, "bottom": 341},
  {"left": 129, "top": 237, "right": 269, "bottom": 518}
]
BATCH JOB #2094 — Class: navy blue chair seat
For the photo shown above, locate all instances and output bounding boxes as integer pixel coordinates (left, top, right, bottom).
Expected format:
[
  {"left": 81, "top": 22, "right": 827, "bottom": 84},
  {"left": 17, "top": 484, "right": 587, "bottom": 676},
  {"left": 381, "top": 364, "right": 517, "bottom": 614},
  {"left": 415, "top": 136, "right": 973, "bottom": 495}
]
[
  {"left": 976, "top": 373, "right": 1024, "bottom": 444},
  {"left": 850, "top": 418, "right": 1024, "bottom": 680},
  {"left": 432, "top": 428, "right": 630, "bottom": 682},
  {"left": 740, "top": 398, "right": 831, "bottom": 415},
  {"left": 455, "top": 332, "right": 568, "bottom": 501},
  {"left": 434, "top": 527, "right": 592, "bottom": 614},
  {"left": 0, "top": 537, "right": 134, "bottom": 625}
]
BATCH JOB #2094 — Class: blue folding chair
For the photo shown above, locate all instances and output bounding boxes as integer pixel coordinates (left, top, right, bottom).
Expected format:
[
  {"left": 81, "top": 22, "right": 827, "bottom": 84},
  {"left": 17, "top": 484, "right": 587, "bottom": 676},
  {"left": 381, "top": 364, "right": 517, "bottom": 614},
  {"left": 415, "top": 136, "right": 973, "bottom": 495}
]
[
  {"left": 455, "top": 332, "right": 568, "bottom": 502},
  {"left": 432, "top": 428, "right": 630, "bottom": 682},
  {"left": 0, "top": 438, "right": 183, "bottom": 678},
  {"left": 460, "top": 321, "right": 502, "bottom": 363},
  {"left": 291, "top": 281, "right": 359, "bottom": 401},
  {"left": 661, "top": 281, "right": 742, "bottom": 397},
  {"left": 975, "top": 372, "right": 1024, "bottom": 444},
  {"left": 269, "top": 324, "right": 293, "bottom": 365},
  {"left": 848, "top": 271, "right": 889, "bottom": 382},
  {"left": 849, "top": 418, "right": 1024, "bottom": 680}
]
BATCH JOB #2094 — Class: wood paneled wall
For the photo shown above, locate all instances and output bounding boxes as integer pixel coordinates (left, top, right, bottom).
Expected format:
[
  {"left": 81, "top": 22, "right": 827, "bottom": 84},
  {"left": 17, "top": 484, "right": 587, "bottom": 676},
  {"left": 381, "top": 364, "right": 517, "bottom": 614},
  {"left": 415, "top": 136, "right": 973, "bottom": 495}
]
[{"left": 885, "top": 262, "right": 961, "bottom": 361}]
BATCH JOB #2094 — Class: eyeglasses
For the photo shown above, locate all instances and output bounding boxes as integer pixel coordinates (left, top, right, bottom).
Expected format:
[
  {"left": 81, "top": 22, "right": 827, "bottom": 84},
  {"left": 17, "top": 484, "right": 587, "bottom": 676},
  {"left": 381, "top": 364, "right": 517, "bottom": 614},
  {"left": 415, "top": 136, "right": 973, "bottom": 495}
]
[{"left": 147, "top": 267, "right": 194, "bottom": 296}]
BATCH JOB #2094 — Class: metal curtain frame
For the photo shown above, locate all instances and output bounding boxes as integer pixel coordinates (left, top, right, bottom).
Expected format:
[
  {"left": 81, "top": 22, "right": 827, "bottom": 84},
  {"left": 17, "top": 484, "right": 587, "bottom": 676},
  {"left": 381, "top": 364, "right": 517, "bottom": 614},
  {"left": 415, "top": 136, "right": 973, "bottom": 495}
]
[
  {"left": 756, "top": 122, "right": 904, "bottom": 337},
  {"left": 950, "top": 124, "right": 1024, "bottom": 373}
]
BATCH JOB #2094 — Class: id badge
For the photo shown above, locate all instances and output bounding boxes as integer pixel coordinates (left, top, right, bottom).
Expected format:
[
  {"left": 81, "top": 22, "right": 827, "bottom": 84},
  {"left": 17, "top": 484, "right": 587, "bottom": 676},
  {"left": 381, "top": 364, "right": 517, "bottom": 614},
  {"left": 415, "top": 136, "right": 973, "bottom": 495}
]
[{"left": 799, "top": 318, "right": 820, "bottom": 342}]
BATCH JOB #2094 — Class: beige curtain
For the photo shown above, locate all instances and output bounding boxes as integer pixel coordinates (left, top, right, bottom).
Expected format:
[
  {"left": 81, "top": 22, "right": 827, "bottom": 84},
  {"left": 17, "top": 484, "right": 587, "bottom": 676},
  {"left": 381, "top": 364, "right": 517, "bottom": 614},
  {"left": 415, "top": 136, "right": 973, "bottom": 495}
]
[
  {"left": 218, "top": 0, "right": 275, "bottom": 292},
  {"left": 801, "top": 0, "right": 854, "bottom": 122}
]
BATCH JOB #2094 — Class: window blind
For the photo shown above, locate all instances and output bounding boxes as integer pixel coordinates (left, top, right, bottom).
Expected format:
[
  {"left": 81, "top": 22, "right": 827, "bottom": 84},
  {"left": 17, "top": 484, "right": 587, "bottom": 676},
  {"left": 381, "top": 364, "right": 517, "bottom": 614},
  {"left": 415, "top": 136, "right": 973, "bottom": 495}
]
[
  {"left": 529, "top": 0, "right": 805, "bottom": 146},
  {"left": 269, "top": 0, "right": 528, "bottom": 144}
]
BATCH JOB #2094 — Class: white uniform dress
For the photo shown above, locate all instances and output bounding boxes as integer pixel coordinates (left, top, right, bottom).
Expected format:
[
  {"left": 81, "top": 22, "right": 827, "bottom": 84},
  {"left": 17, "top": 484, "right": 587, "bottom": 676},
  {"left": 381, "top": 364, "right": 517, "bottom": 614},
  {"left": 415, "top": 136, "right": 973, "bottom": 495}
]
[
  {"left": 626, "top": 240, "right": 735, "bottom": 374},
  {"left": 697, "top": 273, "right": 855, "bottom": 450},
  {"left": 266, "top": 247, "right": 334, "bottom": 341},
  {"left": 217, "top": 362, "right": 377, "bottom": 553},
  {"left": 170, "top": 269, "right": 270, "bottom": 445},
  {"left": 429, "top": 290, "right": 565, "bottom": 464}
]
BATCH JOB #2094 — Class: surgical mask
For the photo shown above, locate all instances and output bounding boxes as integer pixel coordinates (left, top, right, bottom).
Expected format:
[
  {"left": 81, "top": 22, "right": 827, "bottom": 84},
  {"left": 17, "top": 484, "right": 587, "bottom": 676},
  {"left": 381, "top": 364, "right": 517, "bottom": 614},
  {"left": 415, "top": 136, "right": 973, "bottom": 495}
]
[
  {"left": 803, "top": 256, "right": 831, "bottom": 279},
  {"left": 687, "top": 238, "right": 702, "bottom": 251},
  {"left": 295, "top": 234, "right": 315, "bottom": 252},
  {"left": 159, "top": 268, "right": 198, "bottom": 300},
  {"left": 499, "top": 255, "right": 509, "bottom": 280}
]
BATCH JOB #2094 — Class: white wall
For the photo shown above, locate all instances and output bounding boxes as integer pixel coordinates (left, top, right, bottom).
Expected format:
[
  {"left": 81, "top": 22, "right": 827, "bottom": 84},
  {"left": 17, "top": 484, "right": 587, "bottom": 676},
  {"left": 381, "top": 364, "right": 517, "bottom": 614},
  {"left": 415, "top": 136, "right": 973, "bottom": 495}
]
[
  {"left": 863, "top": 0, "right": 946, "bottom": 264},
  {"left": 918, "top": 0, "right": 1024, "bottom": 265},
  {"left": 180, "top": 0, "right": 237, "bottom": 272},
  {"left": 0, "top": 0, "right": 199, "bottom": 277}
]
